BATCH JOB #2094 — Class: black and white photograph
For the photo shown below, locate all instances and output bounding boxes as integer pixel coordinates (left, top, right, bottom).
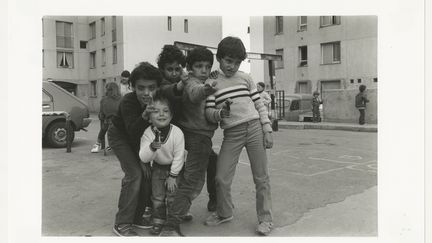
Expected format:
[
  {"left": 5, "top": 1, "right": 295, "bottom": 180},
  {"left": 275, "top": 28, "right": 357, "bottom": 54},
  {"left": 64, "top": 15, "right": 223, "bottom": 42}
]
[{"left": 5, "top": 0, "right": 429, "bottom": 242}]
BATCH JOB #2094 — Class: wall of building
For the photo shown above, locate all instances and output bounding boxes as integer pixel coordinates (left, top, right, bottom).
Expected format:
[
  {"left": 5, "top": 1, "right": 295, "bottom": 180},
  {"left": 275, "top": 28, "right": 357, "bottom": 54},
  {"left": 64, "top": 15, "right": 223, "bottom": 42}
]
[
  {"left": 322, "top": 88, "right": 377, "bottom": 124},
  {"left": 122, "top": 16, "right": 222, "bottom": 71},
  {"left": 249, "top": 16, "right": 266, "bottom": 85},
  {"left": 260, "top": 16, "right": 377, "bottom": 94}
]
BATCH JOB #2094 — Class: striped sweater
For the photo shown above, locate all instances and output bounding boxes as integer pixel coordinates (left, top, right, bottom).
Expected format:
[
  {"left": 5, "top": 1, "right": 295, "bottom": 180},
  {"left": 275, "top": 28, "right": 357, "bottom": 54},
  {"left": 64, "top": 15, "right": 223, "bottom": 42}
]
[{"left": 205, "top": 71, "right": 272, "bottom": 133}]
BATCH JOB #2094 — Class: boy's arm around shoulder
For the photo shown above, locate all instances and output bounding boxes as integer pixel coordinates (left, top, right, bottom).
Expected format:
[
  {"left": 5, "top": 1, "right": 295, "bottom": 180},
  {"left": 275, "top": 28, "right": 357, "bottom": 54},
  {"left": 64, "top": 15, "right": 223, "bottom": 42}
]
[
  {"left": 160, "top": 79, "right": 182, "bottom": 98},
  {"left": 169, "top": 127, "right": 185, "bottom": 177},
  {"left": 139, "top": 128, "right": 157, "bottom": 163}
]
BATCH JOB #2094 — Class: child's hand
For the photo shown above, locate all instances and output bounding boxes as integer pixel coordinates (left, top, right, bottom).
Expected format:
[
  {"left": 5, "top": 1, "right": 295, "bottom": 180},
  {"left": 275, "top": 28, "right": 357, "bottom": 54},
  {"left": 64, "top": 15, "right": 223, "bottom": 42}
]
[
  {"left": 142, "top": 103, "right": 156, "bottom": 120},
  {"left": 209, "top": 70, "right": 219, "bottom": 79},
  {"left": 264, "top": 132, "right": 273, "bottom": 149},
  {"left": 150, "top": 141, "right": 161, "bottom": 151},
  {"left": 165, "top": 176, "right": 177, "bottom": 193},
  {"left": 220, "top": 99, "right": 232, "bottom": 118},
  {"left": 203, "top": 82, "right": 217, "bottom": 96},
  {"left": 176, "top": 70, "right": 189, "bottom": 91}
]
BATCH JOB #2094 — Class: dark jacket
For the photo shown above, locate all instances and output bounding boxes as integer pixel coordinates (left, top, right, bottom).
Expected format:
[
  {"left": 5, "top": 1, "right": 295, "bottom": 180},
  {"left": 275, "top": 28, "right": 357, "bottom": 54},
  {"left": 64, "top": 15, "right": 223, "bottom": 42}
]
[
  {"left": 111, "top": 92, "right": 151, "bottom": 152},
  {"left": 99, "top": 96, "right": 121, "bottom": 120},
  {"left": 355, "top": 92, "right": 369, "bottom": 108}
]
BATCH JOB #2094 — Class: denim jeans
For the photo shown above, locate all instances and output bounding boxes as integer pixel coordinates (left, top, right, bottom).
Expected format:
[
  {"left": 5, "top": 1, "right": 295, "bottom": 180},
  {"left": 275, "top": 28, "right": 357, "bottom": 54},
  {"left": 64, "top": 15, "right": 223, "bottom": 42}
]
[
  {"left": 216, "top": 119, "right": 273, "bottom": 223},
  {"left": 166, "top": 131, "right": 213, "bottom": 227},
  {"left": 206, "top": 150, "right": 218, "bottom": 199},
  {"left": 151, "top": 163, "right": 179, "bottom": 225},
  {"left": 97, "top": 119, "right": 110, "bottom": 148},
  {"left": 359, "top": 108, "right": 365, "bottom": 125},
  {"left": 108, "top": 125, "right": 152, "bottom": 225}
]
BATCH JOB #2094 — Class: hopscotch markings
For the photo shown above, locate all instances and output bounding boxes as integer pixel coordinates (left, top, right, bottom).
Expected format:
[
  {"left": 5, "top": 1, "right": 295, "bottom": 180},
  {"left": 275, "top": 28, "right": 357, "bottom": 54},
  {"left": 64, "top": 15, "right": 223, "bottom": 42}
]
[{"left": 308, "top": 157, "right": 361, "bottom": 165}]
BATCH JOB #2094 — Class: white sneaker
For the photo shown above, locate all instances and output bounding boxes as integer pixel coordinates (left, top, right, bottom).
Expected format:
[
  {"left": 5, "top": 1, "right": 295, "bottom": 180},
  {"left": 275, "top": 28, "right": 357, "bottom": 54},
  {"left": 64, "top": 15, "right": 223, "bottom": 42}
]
[{"left": 91, "top": 143, "right": 101, "bottom": 153}]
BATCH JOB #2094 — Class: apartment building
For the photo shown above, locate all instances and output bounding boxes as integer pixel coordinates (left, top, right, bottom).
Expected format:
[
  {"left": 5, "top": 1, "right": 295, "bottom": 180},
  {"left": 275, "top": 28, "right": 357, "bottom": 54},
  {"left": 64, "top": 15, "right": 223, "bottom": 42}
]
[
  {"left": 42, "top": 16, "right": 222, "bottom": 112},
  {"left": 250, "top": 16, "right": 377, "bottom": 94}
]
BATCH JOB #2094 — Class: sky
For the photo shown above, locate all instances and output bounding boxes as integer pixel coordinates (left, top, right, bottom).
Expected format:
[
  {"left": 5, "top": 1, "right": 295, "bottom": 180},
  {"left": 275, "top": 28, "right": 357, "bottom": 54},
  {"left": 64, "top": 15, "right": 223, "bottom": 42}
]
[{"left": 222, "top": 16, "right": 251, "bottom": 73}]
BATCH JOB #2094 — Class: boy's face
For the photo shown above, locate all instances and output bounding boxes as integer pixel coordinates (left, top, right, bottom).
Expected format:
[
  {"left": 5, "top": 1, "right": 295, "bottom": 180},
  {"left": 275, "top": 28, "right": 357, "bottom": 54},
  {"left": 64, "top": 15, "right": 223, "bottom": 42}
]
[
  {"left": 217, "top": 56, "right": 242, "bottom": 78},
  {"left": 257, "top": 85, "right": 264, "bottom": 92},
  {"left": 190, "top": 61, "right": 212, "bottom": 81},
  {"left": 133, "top": 79, "right": 158, "bottom": 106},
  {"left": 162, "top": 61, "right": 183, "bottom": 83},
  {"left": 149, "top": 100, "right": 172, "bottom": 128}
]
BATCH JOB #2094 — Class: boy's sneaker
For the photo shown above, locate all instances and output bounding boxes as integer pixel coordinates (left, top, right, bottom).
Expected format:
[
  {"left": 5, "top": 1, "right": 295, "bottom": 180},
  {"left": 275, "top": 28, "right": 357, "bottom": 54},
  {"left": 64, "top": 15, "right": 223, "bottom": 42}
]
[
  {"left": 112, "top": 224, "right": 138, "bottom": 237},
  {"left": 105, "top": 146, "right": 112, "bottom": 152},
  {"left": 204, "top": 213, "right": 233, "bottom": 226},
  {"left": 180, "top": 212, "right": 193, "bottom": 222},
  {"left": 256, "top": 221, "right": 273, "bottom": 236},
  {"left": 159, "top": 225, "right": 184, "bottom": 237},
  {"left": 91, "top": 143, "right": 101, "bottom": 153},
  {"left": 150, "top": 223, "right": 163, "bottom": 236},
  {"left": 133, "top": 216, "right": 152, "bottom": 229}
]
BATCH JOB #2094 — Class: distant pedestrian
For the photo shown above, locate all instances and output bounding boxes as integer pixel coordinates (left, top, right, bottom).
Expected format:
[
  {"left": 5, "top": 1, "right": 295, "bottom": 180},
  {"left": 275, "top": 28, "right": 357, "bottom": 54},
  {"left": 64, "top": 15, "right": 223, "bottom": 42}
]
[
  {"left": 312, "top": 91, "right": 322, "bottom": 123},
  {"left": 355, "top": 85, "right": 370, "bottom": 125},
  {"left": 108, "top": 62, "right": 162, "bottom": 236},
  {"left": 138, "top": 91, "right": 185, "bottom": 236},
  {"left": 91, "top": 82, "right": 121, "bottom": 153},
  {"left": 119, "top": 70, "right": 132, "bottom": 96},
  {"left": 257, "top": 82, "right": 272, "bottom": 112}
]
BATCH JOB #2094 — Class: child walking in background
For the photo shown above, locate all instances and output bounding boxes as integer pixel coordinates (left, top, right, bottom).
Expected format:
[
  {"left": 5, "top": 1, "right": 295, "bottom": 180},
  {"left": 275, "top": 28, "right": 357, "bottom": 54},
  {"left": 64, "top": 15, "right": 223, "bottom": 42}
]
[
  {"left": 355, "top": 84, "right": 369, "bottom": 125},
  {"left": 312, "top": 91, "right": 322, "bottom": 123},
  {"left": 91, "top": 82, "right": 121, "bottom": 153},
  {"left": 138, "top": 91, "right": 185, "bottom": 236},
  {"left": 204, "top": 36, "right": 274, "bottom": 236}
]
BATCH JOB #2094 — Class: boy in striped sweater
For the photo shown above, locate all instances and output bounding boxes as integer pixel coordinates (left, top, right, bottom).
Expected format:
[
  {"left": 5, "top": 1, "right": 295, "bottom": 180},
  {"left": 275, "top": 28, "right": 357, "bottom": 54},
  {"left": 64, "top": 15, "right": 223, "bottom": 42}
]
[{"left": 204, "top": 36, "right": 274, "bottom": 236}]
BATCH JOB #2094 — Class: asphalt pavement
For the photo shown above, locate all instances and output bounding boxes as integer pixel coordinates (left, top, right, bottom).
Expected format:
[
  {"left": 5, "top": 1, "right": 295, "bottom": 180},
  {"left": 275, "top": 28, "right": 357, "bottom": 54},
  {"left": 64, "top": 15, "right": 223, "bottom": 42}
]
[{"left": 42, "top": 114, "right": 377, "bottom": 237}]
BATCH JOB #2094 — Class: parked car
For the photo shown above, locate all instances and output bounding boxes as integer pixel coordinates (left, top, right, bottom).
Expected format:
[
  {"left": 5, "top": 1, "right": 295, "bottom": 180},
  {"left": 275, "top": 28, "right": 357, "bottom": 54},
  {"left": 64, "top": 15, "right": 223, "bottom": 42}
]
[
  {"left": 42, "top": 81, "right": 92, "bottom": 148},
  {"left": 283, "top": 94, "right": 315, "bottom": 121}
]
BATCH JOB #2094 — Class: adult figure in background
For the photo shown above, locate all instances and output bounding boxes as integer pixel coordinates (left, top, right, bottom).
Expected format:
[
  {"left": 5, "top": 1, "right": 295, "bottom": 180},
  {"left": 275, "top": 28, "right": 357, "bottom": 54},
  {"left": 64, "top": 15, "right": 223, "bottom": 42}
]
[
  {"left": 120, "top": 70, "right": 132, "bottom": 96},
  {"left": 355, "top": 84, "right": 370, "bottom": 125},
  {"left": 108, "top": 62, "right": 162, "bottom": 236}
]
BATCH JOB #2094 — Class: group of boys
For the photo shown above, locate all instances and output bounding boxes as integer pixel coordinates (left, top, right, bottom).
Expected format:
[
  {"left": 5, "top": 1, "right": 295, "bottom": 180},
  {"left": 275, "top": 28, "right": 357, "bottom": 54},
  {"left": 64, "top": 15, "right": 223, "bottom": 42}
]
[{"left": 120, "top": 36, "right": 274, "bottom": 237}]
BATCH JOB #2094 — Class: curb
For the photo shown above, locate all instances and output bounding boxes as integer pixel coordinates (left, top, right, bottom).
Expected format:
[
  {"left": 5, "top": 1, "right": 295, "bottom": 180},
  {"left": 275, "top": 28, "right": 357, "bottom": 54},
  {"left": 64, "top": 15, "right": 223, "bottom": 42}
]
[{"left": 278, "top": 123, "right": 377, "bottom": 132}]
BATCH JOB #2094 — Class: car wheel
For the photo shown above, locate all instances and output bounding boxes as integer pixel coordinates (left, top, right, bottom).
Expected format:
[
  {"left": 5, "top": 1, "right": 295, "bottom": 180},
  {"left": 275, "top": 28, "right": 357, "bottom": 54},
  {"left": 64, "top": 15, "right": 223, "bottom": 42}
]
[{"left": 45, "top": 121, "right": 75, "bottom": 148}]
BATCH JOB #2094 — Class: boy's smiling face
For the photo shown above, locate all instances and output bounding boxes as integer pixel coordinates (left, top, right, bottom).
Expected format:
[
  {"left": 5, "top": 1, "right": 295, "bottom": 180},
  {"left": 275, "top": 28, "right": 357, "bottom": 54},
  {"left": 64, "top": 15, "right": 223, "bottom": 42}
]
[
  {"left": 190, "top": 61, "right": 212, "bottom": 81},
  {"left": 217, "top": 56, "right": 242, "bottom": 78},
  {"left": 133, "top": 79, "right": 158, "bottom": 106},
  {"left": 149, "top": 100, "right": 172, "bottom": 128},
  {"left": 161, "top": 61, "right": 183, "bottom": 83}
]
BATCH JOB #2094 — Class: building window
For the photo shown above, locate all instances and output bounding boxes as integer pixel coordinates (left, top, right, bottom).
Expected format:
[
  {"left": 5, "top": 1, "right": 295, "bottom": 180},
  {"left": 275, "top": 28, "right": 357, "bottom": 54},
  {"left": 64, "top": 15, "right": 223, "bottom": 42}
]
[
  {"left": 275, "top": 16, "right": 283, "bottom": 34},
  {"left": 101, "top": 17, "right": 105, "bottom": 36},
  {"left": 56, "top": 21, "right": 73, "bottom": 48},
  {"left": 90, "top": 80, "right": 97, "bottom": 97},
  {"left": 373, "top": 78, "right": 378, "bottom": 82},
  {"left": 320, "top": 16, "right": 341, "bottom": 27},
  {"left": 89, "top": 22, "right": 96, "bottom": 39},
  {"left": 168, "top": 16, "right": 172, "bottom": 31},
  {"left": 295, "top": 81, "right": 311, "bottom": 94},
  {"left": 275, "top": 49, "right": 284, "bottom": 69},
  {"left": 90, "top": 51, "right": 96, "bottom": 68},
  {"left": 299, "top": 46, "right": 308, "bottom": 67},
  {"left": 184, "top": 19, "right": 188, "bottom": 33},
  {"left": 298, "top": 16, "right": 307, "bottom": 31},
  {"left": 57, "top": 51, "right": 74, "bottom": 68},
  {"left": 80, "top": 41, "right": 87, "bottom": 49},
  {"left": 247, "top": 26, "right": 250, "bottom": 34},
  {"left": 113, "top": 45, "right": 117, "bottom": 64},
  {"left": 102, "top": 79, "right": 107, "bottom": 92},
  {"left": 101, "top": 48, "right": 106, "bottom": 66},
  {"left": 350, "top": 79, "right": 354, "bottom": 83},
  {"left": 357, "top": 78, "right": 362, "bottom": 83},
  {"left": 112, "top": 16, "right": 117, "bottom": 42},
  {"left": 321, "top": 42, "right": 341, "bottom": 64}
]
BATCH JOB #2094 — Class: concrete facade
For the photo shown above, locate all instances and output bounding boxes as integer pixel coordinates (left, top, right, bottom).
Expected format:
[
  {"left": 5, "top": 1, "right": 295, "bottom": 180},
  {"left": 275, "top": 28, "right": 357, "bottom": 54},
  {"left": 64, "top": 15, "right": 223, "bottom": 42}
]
[
  {"left": 42, "top": 16, "right": 222, "bottom": 112},
  {"left": 250, "top": 16, "right": 378, "bottom": 123},
  {"left": 322, "top": 88, "right": 377, "bottom": 124}
]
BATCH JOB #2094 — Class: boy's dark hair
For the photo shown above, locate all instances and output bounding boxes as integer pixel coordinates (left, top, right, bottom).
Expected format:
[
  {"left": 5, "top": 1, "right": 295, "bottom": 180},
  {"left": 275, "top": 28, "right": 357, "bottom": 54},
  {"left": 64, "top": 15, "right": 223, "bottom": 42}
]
[
  {"left": 121, "top": 70, "right": 130, "bottom": 78},
  {"left": 313, "top": 91, "right": 320, "bottom": 95},
  {"left": 216, "top": 36, "right": 247, "bottom": 61},
  {"left": 152, "top": 89, "right": 173, "bottom": 114},
  {"left": 186, "top": 47, "right": 214, "bottom": 70},
  {"left": 359, "top": 84, "right": 367, "bottom": 92},
  {"left": 129, "top": 62, "right": 163, "bottom": 88},
  {"left": 157, "top": 45, "right": 186, "bottom": 70},
  {"left": 257, "top": 82, "right": 266, "bottom": 88}
]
